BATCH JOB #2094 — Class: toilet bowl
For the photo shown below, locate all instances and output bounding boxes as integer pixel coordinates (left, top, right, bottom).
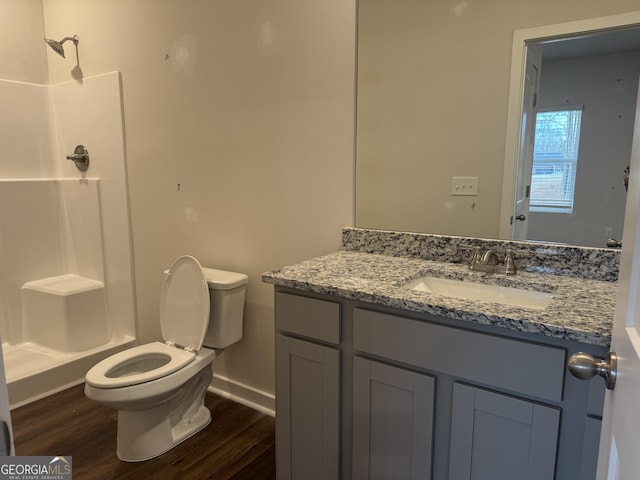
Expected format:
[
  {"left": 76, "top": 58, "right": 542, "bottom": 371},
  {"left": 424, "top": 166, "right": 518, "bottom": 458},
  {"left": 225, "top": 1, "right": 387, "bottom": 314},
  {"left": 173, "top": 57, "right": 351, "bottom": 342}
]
[{"left": 84, "top": 255, "right": 248, "bottom": 462}]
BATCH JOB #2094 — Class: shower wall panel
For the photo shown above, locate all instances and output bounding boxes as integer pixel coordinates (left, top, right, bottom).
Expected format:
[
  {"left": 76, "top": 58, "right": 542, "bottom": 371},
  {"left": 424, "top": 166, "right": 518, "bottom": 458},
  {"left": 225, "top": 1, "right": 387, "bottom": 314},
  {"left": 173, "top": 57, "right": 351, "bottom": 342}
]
[
  {"left": 50, "top": 72, "right": 135, "bottom": 342},
  {"left": 0, "top": 80, "right": 56, "bottom": 178}
]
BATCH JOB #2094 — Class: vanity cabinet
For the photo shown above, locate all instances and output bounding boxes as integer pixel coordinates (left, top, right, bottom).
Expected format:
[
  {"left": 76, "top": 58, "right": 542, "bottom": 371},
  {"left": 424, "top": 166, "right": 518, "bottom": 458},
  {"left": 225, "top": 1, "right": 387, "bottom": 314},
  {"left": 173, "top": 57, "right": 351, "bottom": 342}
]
[
  {"left": 353, "top": 307, "right": 567, "bottom": 479},
  {"left": 274, "top": 287, "right": 607, "bottom": 480}
]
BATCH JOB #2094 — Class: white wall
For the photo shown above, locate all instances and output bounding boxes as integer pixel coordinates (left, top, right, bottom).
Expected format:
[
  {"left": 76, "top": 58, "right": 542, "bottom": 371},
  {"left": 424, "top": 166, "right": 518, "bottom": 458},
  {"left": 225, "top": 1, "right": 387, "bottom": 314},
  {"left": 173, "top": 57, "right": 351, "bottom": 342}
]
[
  {"left": 0, "top": 0, "right": 48, "bottom": 83},
  {"left": 528, "top": 51, "right": 640, "bottom": 247},
  {"left": 38, "top": 0, "right": 356, "bottom": 405}
]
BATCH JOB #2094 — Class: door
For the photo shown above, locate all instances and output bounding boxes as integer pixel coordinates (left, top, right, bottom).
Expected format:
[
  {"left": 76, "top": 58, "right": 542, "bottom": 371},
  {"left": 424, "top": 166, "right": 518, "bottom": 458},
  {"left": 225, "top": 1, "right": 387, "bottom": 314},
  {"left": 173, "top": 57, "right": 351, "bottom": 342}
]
[
  {"left": 513, "top": 43, "right": 542, "bottom": 241},
  {"left": 449, "top": 383, "right": 559, "bottom": 480},
  {"left": 0, "top": 342, "right": 13, "bottom": 455},
  {"left": 275, "top": 334, "right": 340, "bottom": 480},
  {"left": 596, "top": 79, "right": 640, "bottom": 479},
  {"left": 352, "top": 357, "right": 435, "bottom": 479}
]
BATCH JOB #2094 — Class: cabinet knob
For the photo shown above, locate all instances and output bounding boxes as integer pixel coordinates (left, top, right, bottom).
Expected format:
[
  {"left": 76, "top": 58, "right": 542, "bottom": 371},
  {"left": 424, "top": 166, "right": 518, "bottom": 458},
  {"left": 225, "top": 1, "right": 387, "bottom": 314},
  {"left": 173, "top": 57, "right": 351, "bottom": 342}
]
[{"left": 568, "top": 351, "right": 617, "bottom": 390}]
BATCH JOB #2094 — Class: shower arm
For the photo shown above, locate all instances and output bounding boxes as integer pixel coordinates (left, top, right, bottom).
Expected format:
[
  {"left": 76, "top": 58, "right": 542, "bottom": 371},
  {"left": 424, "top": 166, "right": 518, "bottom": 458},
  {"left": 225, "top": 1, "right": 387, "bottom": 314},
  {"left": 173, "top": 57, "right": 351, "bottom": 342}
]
[{"left": 59, "top": 36, "right": 79, "bottom": 46}]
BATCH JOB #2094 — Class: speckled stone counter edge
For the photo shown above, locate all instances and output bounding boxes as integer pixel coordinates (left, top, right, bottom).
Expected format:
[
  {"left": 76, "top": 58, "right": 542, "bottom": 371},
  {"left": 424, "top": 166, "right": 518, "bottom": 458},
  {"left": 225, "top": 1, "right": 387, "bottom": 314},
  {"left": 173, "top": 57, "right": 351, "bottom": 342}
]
[{"left": 342, "top": 227, "right": 620, "bottom": 282}]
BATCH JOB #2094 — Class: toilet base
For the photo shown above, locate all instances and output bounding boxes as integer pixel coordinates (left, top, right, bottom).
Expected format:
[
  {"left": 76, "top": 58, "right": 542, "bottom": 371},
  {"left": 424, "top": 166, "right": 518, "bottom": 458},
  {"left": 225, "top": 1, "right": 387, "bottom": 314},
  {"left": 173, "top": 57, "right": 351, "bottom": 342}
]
[{"left": 115, "top": 363, "right": 213, "bottom": 462}]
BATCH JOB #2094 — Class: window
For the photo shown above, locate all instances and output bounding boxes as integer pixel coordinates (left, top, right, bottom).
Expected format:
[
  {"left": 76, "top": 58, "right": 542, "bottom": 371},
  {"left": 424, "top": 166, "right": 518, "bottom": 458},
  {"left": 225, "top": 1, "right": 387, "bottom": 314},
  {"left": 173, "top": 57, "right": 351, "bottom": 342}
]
[{"left": 530, "top": 107, "right": 583, "bottom": 213}]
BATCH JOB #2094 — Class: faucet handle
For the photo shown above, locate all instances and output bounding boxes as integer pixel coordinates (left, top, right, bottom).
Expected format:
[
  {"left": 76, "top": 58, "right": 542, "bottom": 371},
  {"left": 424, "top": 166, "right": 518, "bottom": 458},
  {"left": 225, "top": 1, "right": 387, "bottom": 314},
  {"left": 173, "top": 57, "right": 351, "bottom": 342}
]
[
  {"left": 460, "top": 244, "right": 482, "bottom": 269},
  {"left": 460, "top": 244, "right": 483, "bottom": 267},
  {"left": 504, "top": 249, "right": 519, "bottom": 275}
]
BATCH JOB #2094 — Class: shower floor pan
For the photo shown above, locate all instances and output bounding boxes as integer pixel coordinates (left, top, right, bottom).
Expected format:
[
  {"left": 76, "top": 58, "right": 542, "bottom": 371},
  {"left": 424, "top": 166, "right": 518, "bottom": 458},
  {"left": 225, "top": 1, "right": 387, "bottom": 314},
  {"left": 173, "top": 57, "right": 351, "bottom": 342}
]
[{"left": 3, "top": 337, "right": 135, "bottom": 408}]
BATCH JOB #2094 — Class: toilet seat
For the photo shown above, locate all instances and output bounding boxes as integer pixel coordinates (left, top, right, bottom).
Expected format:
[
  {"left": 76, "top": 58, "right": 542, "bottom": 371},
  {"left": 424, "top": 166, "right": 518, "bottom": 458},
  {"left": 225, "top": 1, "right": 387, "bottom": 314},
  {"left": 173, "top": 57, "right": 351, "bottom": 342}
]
[
  {"left": 86, "top": 255, "right": 211, "bottom": 389},
  {"left": 85, "top": 342, "right": 196, "bottom": 388}
]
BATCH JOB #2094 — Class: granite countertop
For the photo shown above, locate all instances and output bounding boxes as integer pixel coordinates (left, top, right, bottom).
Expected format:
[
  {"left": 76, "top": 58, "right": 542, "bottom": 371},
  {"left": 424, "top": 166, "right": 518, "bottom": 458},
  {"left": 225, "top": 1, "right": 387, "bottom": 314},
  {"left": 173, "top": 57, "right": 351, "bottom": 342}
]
[{"left": 262, "top": 250, "right": 615, "bottom": 347}]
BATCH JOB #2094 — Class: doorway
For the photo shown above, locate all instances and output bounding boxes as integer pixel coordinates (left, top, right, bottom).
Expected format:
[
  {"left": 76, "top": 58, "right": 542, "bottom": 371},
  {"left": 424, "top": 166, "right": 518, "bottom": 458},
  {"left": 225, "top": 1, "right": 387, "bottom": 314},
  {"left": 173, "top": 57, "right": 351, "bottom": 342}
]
[{"left": 500, "top": 13, "right": 640, "bottom": 247}]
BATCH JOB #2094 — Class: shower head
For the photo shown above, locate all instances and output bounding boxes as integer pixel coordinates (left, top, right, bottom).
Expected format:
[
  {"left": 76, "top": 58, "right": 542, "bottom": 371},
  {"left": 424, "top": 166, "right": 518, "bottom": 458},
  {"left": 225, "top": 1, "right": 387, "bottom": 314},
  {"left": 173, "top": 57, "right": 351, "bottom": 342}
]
[{"left": 44, "top": 35, "right": 79, "bottom": 58}]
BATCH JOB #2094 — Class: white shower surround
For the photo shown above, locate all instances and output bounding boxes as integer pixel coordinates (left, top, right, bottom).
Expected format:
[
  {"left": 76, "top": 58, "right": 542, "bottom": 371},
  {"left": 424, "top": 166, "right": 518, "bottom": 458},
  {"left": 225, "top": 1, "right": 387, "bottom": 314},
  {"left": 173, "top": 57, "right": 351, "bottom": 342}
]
[{"left": 0, "top": 72, "right": 136, "bottom": 407}]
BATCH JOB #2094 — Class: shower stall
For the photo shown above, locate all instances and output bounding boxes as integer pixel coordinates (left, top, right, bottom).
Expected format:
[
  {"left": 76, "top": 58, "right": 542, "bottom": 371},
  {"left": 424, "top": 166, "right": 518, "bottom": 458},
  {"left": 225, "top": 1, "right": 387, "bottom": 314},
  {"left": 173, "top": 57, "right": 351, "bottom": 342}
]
[{"left": 0, "top": 72, "right": 136, "bottom": 407}]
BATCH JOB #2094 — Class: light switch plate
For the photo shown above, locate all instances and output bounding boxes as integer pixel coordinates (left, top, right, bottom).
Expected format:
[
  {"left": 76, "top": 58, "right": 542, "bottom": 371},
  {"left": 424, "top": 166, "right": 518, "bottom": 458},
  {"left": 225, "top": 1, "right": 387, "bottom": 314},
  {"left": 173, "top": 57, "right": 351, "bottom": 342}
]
[{"left": 452, "top": 177, "right": 478, "bottom": 196}]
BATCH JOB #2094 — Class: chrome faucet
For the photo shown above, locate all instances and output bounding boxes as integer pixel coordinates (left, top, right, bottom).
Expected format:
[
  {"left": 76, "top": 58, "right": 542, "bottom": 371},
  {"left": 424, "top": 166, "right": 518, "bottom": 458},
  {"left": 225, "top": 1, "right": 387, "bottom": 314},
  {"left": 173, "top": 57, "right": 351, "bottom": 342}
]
[{"left": 466, "top": 247, "right": 518, "bottom": 275}]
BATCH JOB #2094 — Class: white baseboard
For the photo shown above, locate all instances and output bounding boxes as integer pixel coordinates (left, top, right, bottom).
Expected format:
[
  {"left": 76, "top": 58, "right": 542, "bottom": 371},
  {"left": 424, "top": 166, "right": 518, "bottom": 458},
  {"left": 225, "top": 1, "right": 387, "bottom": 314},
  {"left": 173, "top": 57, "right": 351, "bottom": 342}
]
[{"left": 208, "top": 373, "right": 275, "bottom": 417}]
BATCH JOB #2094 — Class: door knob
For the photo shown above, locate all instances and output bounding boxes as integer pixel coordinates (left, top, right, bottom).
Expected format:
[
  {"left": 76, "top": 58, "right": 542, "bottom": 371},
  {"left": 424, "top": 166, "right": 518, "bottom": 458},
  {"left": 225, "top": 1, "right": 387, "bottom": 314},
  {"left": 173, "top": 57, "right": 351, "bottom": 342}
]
[
  {"left": 606, "top": 238, "right": 622, "bottom": 248},
  {"left": 515, "top": 214, "right": 526, "bottom": 221},
  {"left": 568, "top": 351, "right": 617, "bottom": 390}
]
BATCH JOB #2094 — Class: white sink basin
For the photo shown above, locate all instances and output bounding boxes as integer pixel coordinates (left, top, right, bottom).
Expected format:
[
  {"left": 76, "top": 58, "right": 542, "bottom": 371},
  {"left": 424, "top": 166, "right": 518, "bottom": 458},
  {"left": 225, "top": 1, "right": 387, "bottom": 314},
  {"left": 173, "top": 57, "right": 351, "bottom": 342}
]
[{"left": 405, "top": 276, "right": 554, "bottom": 310}]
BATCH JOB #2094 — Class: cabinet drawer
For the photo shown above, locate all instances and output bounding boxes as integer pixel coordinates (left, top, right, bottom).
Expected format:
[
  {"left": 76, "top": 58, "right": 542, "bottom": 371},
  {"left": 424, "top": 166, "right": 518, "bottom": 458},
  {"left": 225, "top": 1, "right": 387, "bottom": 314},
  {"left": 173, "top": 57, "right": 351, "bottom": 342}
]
[
  {"left": 276, "top": 292, "right": 341, "bottom": 344},
  {"left": 353, "top": 308, "right": 566, "bottom": 402}
]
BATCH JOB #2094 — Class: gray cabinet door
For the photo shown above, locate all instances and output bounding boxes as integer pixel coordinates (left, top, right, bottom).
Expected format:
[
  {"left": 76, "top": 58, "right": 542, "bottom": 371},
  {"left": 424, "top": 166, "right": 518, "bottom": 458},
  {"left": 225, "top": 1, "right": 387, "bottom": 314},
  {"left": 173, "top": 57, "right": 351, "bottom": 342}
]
[
  {"left": 353, "top": 356, "right": 435, "bottom": 480},
  {"left": 449, "top": 382, "right": 560, "bottom": 480},
  {"left": 276, "top": 334, "right": 340, "bottom": 480},
  {"left": 580, "top": 417, "right": 602, "bottom": 480}
]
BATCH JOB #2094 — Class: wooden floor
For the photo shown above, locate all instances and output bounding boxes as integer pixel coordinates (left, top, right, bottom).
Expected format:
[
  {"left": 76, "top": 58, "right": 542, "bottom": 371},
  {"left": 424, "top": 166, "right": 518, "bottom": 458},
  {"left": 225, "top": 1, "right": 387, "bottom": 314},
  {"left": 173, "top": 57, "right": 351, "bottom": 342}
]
[{"left": 10, "top": 384, "right": 276, "bottom": 480}]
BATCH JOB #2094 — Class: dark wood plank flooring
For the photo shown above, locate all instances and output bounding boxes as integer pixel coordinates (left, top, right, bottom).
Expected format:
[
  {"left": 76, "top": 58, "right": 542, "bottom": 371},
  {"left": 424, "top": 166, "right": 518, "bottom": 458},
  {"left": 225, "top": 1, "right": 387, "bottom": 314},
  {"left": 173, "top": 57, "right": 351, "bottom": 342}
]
[{"left": 10, "top": 384, "right": 276, "bottom": 480}]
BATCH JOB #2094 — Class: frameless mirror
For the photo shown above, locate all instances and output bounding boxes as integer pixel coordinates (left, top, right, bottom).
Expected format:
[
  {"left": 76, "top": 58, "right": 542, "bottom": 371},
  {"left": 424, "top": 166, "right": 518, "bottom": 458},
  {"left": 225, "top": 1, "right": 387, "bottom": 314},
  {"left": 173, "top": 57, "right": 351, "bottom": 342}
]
[{"left": 355, "top": 4, "right": 640, "bottom": 248}]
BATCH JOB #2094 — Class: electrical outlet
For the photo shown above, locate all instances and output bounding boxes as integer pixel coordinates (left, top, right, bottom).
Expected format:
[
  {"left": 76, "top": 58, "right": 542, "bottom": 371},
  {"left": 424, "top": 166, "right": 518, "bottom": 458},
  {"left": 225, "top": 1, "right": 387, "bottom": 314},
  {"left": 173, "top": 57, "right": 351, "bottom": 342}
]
[
  {"left": 605, "top": 227, "right": 613, "bottom": 238},
  {"left": 452, "top": 177, "right": 478, "bottom": 196}
]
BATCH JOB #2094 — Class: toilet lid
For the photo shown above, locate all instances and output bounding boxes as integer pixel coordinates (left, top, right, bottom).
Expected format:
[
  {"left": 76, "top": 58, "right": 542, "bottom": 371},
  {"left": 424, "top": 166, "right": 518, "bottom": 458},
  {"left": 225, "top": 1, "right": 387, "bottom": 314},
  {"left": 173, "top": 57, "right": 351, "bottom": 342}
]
[{"left": 160, "top": 255, "right": 210, "bottom": 351}]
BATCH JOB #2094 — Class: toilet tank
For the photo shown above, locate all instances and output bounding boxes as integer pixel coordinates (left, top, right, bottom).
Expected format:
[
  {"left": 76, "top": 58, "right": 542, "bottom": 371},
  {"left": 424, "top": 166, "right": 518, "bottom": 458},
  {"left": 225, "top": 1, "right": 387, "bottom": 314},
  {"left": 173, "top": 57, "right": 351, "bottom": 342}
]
[{"left": 202, "top": 268, "right": 248, "bottom": 349}]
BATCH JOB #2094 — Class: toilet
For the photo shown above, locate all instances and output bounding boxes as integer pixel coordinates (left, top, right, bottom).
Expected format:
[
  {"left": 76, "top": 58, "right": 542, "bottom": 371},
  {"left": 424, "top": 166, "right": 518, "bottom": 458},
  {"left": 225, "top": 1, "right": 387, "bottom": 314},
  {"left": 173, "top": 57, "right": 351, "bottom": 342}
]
[{"left": 84, "top": 255, "right": 248, "bottom": 462}]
